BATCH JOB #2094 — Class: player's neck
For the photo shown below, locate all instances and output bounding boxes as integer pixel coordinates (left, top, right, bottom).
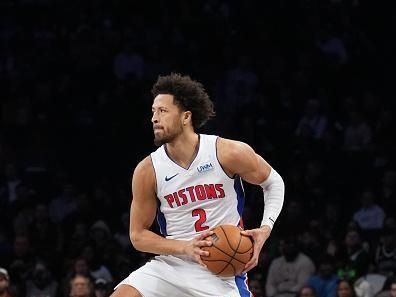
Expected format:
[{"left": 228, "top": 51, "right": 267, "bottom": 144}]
[{"left": 165, "top": 132, "right": 199, "bottom": 169}]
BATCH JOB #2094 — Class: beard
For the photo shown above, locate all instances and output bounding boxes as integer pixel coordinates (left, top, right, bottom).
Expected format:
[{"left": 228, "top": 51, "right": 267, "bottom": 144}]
[
  {"left": 154, "top": 134, "right": 170, "bottom": 146},
  {"left": 153, "top": 124, "right": 183, "bottom": 146}
]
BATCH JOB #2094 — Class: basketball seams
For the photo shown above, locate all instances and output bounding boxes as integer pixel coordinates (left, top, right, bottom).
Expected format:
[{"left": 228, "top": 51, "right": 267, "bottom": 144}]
[
  {"left": 218, "top": 226, "right": 238, "bottom": 275},
  {"left": 202, "top": 243, "right": 236, "bottom": 275},
  {"left": 220, "top": 225, "right": 252, "bottom": 258},
  {"left": 201, "top": 224, "right": 254, "bottom": 276},
  {"left": 218, "top": 226, "right": 249, "bottom": 265},
  {"left": 235, "top": 235, "right": 254, "bottom": 254},
  {"left": 208, "top": 243, "right": 248, "bottom": 264},
  {"left": 220, "top": 225, "right": 240, "bottom": 254},
  {"left": 217, "top": 261, "right": 236, "bottom": 276}
]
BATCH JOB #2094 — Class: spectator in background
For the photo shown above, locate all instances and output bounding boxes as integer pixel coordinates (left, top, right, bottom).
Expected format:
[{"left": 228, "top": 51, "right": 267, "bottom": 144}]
[
  {"left": 113, "top": 212, "right": 130, "bottom": 252},
  {"left": 93, "top": 279, "right": 110, "bottom": 297},
  {"left": 336, "top": 280, "right": 356, "bottom": 297},
  {"left": 8, "top": 234, "right": 34, "bottom": 281},
  {"left": 111, "top": 256, "right": 133, "bottom": 285},
  {"left": 90, "top": 185, "right": 112, "bottom": 222},
  {"left": 380, "top": 170, "right": 396, "bottom": 211},
  {"left": 277, "top": 200, "right": 308, "bottom": 236},
  {"left": 316, "top": 26, "right": 348, "bottom": 65},
  {"left": 337, "top": 229, "right": 370, "bottom": 283},
  {"left": 319, "top": 202, "right": 346, "bottom": 241},
  {"left": 25, "top": 260, "right": 58, "bottom": 297},
  {"left": 0, "top": 163, "right": 22, "bottom": 206},
  {"left": 80, "top": 244, "right": 113, "bottom": 283},
  {"left": 307, "top": 254, "right": 339, "bottom": 297},
  {"left": 299, "top": 221, "right": 324, "bottom": 264},
  {"left": 266, "top": 236, "right": 315, "bottom": 297},
  {"left": 88, "top": 221, "right": 116, "bottom": 282},
  {"left": 343, "top": 111, "right": 372, "bottom": 151},
  {"left": 0, "top": 268, "right": 12, "bottom": 297},
  {"left": 12, "top": 183, "right": 36, "bottom": 236},
  {"left": 299, "top": 286, "right": 317, "bottom": 297},
  {"left": 353, "top": 190, "right": 385, "bottom": 231},
  {"left": 49, "top": 182, "right": 78, "bottom": 224},
  {"left": 353, "top": 276, "right": 377, "bottom": 297},
  {"left": 352, "top": 190, "right": 386, "bottom": 246},
  {"left": 64, "top": 221, "right": 89, "bottom": 258},
  {"left": 296, "top": 99, "right": 328, "bottom": 141},
  {"left": 113, "top": 43, "right": 145, "bottom": 81},
  {"left": 373, "top": 277, "right": 396, "bottom": 297},
  {"left": 29, "top": 203, "right": 61, "bottom": 263},
  {"left": 337, "top": 228, "right": 377, "bottom": 297},
  {"left": 304, "top": 160, "right": 325, "bottom": 191},
  {"left": 69, "top": 275, "right": 93, "bottom": 297},
  {"left": 375, "top": 227, "right": 396, "bottom": 279},
  {"left": 222, "top": 55, "right": 258, "bottom": 116},
  {"left": 89, "top": 220, "right": 113, "bottom": 255},
  {"left": 61, "top": 257, "right": 91, "bottom": 297},
  {"left": 388, "top": 278, "right": 396, "bottom": 297}
]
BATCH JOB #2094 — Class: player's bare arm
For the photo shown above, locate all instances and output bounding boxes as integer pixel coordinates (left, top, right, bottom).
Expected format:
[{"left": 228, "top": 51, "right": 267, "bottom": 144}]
[
  {"left": 217, "top": 137, "right": 285, "bottom": 272},
  {"left": 129, "top": 156, "right": 213, "bottom": 266}
]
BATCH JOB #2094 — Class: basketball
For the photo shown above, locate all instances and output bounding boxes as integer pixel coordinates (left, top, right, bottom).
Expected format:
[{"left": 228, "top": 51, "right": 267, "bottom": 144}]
[{"left": 201, "top": 224, "right": 254, "bottom": 277}]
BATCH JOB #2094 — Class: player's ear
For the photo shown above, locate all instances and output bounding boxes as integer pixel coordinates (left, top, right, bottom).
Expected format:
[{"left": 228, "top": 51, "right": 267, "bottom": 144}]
[{"left": 183, "top": 111, "right": 192, "bottom": 125}]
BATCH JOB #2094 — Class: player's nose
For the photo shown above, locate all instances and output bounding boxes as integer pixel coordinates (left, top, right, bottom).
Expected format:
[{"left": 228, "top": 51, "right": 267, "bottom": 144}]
[{"left": 151, "top": 113, "right": 158, "bottom": 123}]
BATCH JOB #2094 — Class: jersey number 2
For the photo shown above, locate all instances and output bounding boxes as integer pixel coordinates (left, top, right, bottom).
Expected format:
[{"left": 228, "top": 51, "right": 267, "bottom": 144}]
[{"left": 192, "top": 209, "right": 209, "bottom": 231}]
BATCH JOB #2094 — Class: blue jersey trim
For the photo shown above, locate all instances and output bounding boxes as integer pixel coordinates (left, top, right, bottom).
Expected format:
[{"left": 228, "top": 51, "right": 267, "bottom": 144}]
[
  {"left": 156, "top": 199, "right": 167, "bottom": 236},
  {"left": 235, "top": 273, "right": 253, "bottom": 296},
  {"left": 215, "top": 137, "right": 235, "bottom": 179},
  {"left": 234, "top": 176, "right": 245, "bottom": 217}
]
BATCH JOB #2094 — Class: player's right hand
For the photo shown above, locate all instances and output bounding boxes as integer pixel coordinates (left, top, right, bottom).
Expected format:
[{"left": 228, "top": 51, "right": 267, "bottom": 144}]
[
  {"left": 183, "top": 230, "right": 213, "bottom": 267},
  {"left": 241, "top": 225, "right": 271, "bottom": 273}
]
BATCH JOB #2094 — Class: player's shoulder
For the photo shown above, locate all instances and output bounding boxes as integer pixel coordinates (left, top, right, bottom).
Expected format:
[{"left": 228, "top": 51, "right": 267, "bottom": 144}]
[
  {"left": 131, "top": 156, "right": 156, "bottom": 194},
  {"left": 133, "top": 156, "right": 155, "bottom": 177},
  {"left": 217, "top": 137, "right": 252, "bottom": 156}
]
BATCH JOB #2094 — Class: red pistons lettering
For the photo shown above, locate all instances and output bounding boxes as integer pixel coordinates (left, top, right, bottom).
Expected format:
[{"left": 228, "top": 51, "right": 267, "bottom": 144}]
[{"left": 164, "top": 184, "right": 225, "bottom": 208}]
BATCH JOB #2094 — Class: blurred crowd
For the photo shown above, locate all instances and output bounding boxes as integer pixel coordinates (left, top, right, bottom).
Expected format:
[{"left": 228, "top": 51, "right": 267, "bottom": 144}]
[{"left": 0, "top": 1, "right": 395, "bottom": 297}]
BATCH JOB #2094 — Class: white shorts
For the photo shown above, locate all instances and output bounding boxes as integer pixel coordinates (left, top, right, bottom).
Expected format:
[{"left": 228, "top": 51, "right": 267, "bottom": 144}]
[{"left": 115, "top": 255, "right": 253, "bottom": 297}]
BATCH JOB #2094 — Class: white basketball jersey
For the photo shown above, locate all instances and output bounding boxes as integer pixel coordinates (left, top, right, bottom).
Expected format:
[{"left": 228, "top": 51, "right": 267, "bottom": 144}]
[{"left": 150, "top": 134, "right": 245, "bottom": 240}]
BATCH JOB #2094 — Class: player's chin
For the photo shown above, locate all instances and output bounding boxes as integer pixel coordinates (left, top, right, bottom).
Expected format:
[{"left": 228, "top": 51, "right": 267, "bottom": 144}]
[{"left": 154, "top": 135, "right": 165, "bottom": 146}]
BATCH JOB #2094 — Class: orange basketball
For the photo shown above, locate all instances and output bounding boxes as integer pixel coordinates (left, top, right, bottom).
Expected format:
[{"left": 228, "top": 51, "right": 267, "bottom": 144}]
[{"left": 201, "top": 224, "right": 254, "bottom": 277}]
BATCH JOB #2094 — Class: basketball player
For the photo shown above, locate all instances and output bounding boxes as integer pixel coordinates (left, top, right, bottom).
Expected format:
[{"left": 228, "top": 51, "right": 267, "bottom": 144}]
[{"left": 111, "top": 73, "right": 285, "bottom": 297}]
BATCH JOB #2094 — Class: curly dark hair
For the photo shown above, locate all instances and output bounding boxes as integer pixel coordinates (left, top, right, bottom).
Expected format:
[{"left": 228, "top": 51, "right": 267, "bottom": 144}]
[{"left": 151, "top": 73, "right": 215, "bottom": 129}]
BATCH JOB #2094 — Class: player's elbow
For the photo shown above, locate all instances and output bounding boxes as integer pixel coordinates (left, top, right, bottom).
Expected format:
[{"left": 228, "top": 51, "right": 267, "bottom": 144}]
[{"left": 130, "top": 230, "right": 144, "bottom": 251}]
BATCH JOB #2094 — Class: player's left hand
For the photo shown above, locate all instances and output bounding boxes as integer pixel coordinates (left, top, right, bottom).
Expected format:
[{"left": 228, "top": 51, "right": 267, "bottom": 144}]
[{"left": 240, "top": 225, "right": 271, "bottom": 273}]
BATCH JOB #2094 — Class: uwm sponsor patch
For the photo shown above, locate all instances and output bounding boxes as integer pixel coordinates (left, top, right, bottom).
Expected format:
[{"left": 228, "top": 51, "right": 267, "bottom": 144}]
[
  {"left": 164, "top": 183, "right": 225, "bottom": 208},
  {"left": 197, "top": 162, "right": 214, "bottom": 173}
]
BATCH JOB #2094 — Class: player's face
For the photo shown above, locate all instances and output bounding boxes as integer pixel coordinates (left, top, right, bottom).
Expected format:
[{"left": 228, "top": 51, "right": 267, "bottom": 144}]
[{"left": 152, "top": 94, "right": 185, "bottom": 146}]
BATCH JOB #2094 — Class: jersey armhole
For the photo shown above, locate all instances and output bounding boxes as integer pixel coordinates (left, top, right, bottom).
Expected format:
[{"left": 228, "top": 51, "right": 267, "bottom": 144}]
[
  {"left": 215, "top": 136, "right": 236, "bottom": 180},
  {"left": 149, "top": 155, "right": 158, "bottom": 196}
]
